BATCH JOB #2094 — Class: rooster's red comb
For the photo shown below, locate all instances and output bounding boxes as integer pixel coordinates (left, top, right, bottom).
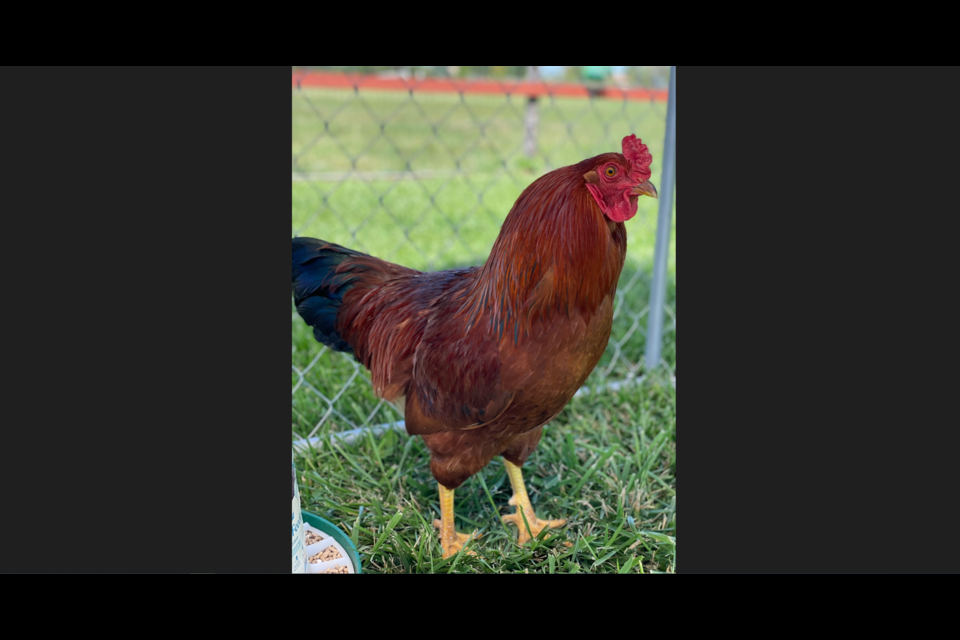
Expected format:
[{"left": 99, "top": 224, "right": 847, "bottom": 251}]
[{"left": 622, "top": 134, "right": 653, "bottom": 183}]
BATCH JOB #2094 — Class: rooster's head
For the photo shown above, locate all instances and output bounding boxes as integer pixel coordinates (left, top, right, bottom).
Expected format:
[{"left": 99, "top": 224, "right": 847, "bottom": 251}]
[{"left": 582, "top": 134, "right": 657, "bottom": 223}]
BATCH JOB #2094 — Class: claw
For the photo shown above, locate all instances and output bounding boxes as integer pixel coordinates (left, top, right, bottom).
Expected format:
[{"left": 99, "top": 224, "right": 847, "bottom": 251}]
[
  {"left": 433, "top": 485, "right": 482, "bottom": 559},
  {"left": 501, "top": 459, "right": 569, "bottom": 546},
  {"left": 433, "top": 519, "right": 480, "bottom": 558},
  {"left": 501, "top": 509, "right": 567, "bottom": 545}
]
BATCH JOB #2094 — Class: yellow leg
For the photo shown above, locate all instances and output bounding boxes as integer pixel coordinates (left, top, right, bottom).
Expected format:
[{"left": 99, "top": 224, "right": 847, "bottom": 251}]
[
  {"left": 432, "top": 484, "right": 481, "bottom": 559},
  {"left": 501, "top": 459, "right": 569, "bottom": 545}
]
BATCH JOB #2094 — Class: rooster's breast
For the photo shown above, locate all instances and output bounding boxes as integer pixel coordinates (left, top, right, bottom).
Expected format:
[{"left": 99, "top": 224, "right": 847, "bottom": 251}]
[{"left": 494, "top": 293, "right": 615, "bottom": 436}]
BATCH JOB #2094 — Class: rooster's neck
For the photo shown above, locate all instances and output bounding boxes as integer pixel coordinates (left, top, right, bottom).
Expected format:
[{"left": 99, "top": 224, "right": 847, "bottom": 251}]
[{"left": 462, "top": 172, "right": 626, "bottom": 338}]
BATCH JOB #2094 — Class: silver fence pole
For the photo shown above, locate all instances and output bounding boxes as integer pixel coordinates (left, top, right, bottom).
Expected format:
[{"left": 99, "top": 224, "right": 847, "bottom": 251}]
[{"left": 644, "top": 66, "right": 676, "bottom": 372}]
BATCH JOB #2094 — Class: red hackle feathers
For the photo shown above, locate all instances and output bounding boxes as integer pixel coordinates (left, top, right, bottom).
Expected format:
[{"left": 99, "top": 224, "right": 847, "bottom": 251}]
[{"left": 455, "top": 159, "right": 626, "bottom": 344}]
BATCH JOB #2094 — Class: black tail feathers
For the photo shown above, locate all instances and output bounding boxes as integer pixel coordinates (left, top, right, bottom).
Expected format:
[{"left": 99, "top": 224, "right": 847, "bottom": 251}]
[{"left": 292, "top": 237, "right": 364, "bottom": 355}]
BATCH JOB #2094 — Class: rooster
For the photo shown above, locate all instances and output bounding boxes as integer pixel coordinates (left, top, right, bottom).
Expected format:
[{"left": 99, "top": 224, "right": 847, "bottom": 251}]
[{"left": 293, "top": 135, "right": 657, "bottom": 558}]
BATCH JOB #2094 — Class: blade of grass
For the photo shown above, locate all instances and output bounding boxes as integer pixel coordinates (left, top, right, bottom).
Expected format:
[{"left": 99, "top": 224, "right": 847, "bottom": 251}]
[
  {"left": 591, "top": 550, "right": 617, "bottom": 568},
  {"left": 641, "top": 531, "right": 675, "bottom": 545},
  {"left": 476, "top": 471, "right": 512, "bottom": 535},
  {"left": 567, "top": 445, "right": 618, "bottom": 497},
  {"left": 351, "top": 505, "right": 364, "bottom": 549},
  {"left": 369, "top": 509, "right": 404, "bottom": 556}
]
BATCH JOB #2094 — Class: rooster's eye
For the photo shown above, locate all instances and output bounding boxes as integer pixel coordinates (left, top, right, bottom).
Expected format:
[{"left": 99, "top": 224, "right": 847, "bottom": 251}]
[{"left": 605, "top": 166, "right": 617, "bottom": 177}]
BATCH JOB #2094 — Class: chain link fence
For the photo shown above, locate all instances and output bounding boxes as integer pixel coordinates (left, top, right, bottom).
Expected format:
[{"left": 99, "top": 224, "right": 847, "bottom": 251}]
[{"left": 292, "top": 66, "right": 676, "bottom": 446}]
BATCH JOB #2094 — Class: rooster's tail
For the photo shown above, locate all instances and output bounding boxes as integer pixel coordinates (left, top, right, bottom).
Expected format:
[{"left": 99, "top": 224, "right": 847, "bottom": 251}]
[
  {"left": 292, "top": 238, "right": 369, "bottom": 355},
  {"left": 292, "top": 237, "right": 420, "bottom": 359}
]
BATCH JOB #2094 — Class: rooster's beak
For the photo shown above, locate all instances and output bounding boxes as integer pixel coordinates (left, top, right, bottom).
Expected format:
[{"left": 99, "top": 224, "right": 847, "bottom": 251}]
[{"left": 631, "top": 180, "right": 658, "bottom": 199}]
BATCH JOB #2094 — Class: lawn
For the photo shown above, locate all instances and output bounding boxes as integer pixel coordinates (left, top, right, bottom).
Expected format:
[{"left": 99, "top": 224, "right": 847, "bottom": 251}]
[{"left": 292, "top": 83, "right": 676, "bottom": 573}]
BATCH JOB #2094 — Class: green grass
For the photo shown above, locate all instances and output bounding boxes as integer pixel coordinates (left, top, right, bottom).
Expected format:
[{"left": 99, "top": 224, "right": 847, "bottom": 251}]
[
  {"left": 292, "top": 85, "right": 676, "bottom": 573},
  {"left": 296, "top": 375, "right": 675, "bottom": 573}
]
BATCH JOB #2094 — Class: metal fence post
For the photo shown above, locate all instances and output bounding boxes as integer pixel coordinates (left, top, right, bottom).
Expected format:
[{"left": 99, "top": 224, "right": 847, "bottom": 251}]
[{"left": 644, "top": 66, "right": 676, "bottom": 373}]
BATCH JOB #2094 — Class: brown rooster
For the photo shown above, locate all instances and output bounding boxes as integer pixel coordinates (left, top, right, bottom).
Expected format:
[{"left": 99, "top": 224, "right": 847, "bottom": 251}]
[{"left": 293, "top": 135, "right": 657, "bottom": 558}]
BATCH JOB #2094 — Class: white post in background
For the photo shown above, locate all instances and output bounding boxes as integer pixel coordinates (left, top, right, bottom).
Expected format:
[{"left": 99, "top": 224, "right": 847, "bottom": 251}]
[{"left": 524, "top": 66, "right": 539, "bottom": 158}]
